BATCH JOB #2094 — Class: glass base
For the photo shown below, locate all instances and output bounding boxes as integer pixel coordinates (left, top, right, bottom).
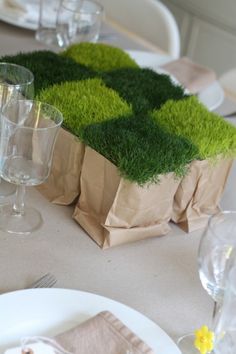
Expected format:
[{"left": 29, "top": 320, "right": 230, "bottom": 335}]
[
  {"left": 0, "top": 178, "right": 16, "bottom": 198},
  {"left": 35, "top": 28, "right": 59, "bottom": 47},
  {"left": 177, "top": 333, "right": 201, "bottom": 354},
  {"left": 0, "top": 204, "right": 43, "bottom": 235}
]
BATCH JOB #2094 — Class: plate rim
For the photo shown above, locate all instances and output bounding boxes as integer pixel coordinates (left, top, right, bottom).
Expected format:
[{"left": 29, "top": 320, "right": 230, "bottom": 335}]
[{"left": 0, "top": 0, "right": 38, "bottom": 30}]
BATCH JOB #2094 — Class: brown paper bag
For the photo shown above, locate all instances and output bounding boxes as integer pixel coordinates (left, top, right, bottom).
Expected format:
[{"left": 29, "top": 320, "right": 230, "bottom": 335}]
[
  {"left": 73, "top": 146, "right": 181, "bottom": 248},
  {"left": 172, "top": 158, "right": 233, "bottom": 232},
  {"left": 37, "top": 128, "right": 85, "bottom": 205}
]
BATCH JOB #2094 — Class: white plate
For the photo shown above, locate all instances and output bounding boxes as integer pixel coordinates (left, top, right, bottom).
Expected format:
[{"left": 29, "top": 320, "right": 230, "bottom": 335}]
[
  {"left": 127, "top": 50, "right": 224, "bottom": 111},
  {"left": 0, "top": 0, "right": 38, "bottom": 30},
  {"left": 0, "top": 288, "right": 181, "bottom": 354},
  {"left": 198, "top": 80, "right": 224, "bottom": 111}
]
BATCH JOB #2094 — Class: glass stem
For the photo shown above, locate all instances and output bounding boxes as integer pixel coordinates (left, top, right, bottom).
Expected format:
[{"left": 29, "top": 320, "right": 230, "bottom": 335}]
[
  {"left": 12, "top": 185, "right": 26, "bottom": 215},
  {"left": 211, "top": 300, "right": 221, "bottom": 331}
]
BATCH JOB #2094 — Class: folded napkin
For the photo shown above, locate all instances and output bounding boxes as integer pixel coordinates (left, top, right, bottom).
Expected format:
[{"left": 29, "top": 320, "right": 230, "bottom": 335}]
[
  {"left": 55, "top": 311, "right": 155, "bottom": 354},
  {"left": 161, "top": 57, "right": 216, "bottom": 94}
]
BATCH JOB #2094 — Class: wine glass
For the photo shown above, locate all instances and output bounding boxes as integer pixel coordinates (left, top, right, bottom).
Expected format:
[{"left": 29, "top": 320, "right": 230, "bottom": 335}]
[
  {"left": 178, "top": 211, "right": 236, "bottom": 354},
  {"left": 214, "top": 263, "right": 236, "bottom": 354},
  {"left": 0, "top": 62, "right": 34, "bottom": 198},
  {"left": 0, "top": 99, "right": 63, "bottom": 235}
]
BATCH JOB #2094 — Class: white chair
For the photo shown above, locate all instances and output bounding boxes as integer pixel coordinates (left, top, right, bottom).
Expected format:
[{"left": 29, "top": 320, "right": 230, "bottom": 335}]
[{"left": 100, "top": 0, "right": 180, "bottom": 58}]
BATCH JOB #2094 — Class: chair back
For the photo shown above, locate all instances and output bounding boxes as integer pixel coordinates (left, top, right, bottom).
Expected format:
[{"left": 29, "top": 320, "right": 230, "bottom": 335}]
[{"left": 100, "top": 0, "right": 180, "bottom": 58}]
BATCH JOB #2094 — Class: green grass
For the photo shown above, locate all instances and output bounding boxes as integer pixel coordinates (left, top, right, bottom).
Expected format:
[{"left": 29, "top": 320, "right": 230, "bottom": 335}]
[
  {"left": 38, "top": 78, "right": 133, "bottom": 136},
  {"left": 81, "top": 114, "right": 199, "bottom": 185},
  {"left": 1, "top": 50, "right": 96, "bottom": 95},
  {"left": 151, "top": 96, "right": 236, "bottom": 159},
  {"left": 102, "top": 67, "right": 188, "bottom": 113},
  {"left": 61, "top": 42, "right": 139, "bottom": 71}
]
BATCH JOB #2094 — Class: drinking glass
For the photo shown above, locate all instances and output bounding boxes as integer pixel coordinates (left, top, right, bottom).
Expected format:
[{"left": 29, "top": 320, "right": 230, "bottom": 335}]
[
  {"left": 178, "top": 211, "right": 236, "bottom": 354},
  {"left": 0, "top": 63, "right": 34, "bottom": 198},
  {"left": 56, "top": 0, "right": 104, "bottom": 48},
  {"left": 214, "top": 264, "right": 236, "bottom": 354},
  {"left": 35, "top": 0, "right": 61, "bottom": 47},
  {"left": 0, "top": 100, "right": 63, "bottom": 235}
]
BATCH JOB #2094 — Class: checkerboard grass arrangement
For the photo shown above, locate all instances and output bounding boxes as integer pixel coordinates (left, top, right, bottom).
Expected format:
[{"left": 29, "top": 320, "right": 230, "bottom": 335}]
[{"left": 2, "top": 43, "right": 236, "bottom": 185}]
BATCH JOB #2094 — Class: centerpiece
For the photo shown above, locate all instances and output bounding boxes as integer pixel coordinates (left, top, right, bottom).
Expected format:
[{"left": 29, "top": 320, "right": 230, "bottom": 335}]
[{"left": 2, "top": 43, "right": 236, "bottom": 247}]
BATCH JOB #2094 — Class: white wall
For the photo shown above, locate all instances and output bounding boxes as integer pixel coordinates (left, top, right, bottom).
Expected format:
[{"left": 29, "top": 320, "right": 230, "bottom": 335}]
[{"left": 161, "top": 0, "right": 236, "bottom": 76}]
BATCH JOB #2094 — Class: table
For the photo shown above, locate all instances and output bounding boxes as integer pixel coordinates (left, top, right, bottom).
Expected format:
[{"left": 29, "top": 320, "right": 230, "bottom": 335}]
[
  {"left": 0, "top": 17, "right": 236, "bottom": 346},
  {"left": 0, "top": 19, "right": 164, "bottom": 56}
]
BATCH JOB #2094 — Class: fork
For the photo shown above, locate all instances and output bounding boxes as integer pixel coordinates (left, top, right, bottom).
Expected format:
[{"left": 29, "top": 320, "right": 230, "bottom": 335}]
[{"left": 26, "top": 273, "right": 57, "bottom": 289}]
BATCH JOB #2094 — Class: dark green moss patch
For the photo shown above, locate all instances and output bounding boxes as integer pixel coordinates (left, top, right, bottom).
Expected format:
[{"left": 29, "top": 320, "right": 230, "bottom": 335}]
[
  {"left": 38, "top": 78, "right": 132, "bottom": 136},
  {"left": 1, "top": 50, "right": 96, "bottom": 95},
  {"left": 61, "top": 42, "right": 139, "bottom": 71},
  {"left": 152, "top": 96, "right": 236, "bottom": 159},
  {"left": 102, "top": 67, "right": 188, "bottom": 113},
  {"left": 81, "top": 114, "right": 199, "bottom": 185}
]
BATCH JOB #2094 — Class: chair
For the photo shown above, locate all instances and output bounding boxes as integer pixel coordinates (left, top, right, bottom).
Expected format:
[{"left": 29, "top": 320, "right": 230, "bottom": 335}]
[{"left": 100, "top": 0, "right": 180, "bottom": 58}]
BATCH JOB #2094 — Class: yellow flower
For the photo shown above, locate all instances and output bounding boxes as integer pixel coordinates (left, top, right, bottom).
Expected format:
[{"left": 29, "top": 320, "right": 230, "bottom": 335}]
[{"left": 194, "top": 325, "right": 214, "bottom": 354}]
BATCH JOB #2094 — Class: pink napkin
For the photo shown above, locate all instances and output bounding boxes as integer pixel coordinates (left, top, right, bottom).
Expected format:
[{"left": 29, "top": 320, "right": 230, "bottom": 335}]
[
  {"left": 55, "top": 311, "right": 155, "bottom": 354},
  {"left": 161, "top": 57, "right": 216, "bottom": 94}
]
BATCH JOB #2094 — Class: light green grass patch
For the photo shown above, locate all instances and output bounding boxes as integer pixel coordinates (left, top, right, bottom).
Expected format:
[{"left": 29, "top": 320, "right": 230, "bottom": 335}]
[
  {"left": 38, "top": 78, "right": 133, "bottom": 136},
  {"left": 151, "top": 96, "right": 236, "bottom": 159},
  {"left": 61, "top": 42, "right": 139, "bottom": 71}
]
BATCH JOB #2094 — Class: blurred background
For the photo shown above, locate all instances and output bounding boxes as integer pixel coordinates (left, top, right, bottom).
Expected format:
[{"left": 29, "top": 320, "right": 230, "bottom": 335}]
[
  {"left": 1, "top": 0, "right": 236, "bottom": 77},
  {"left": 161, "top": 0, "right": 236, "bottom": 76},
  {"left": 99, "top": 0, "right": 236, "bottom": 76}
]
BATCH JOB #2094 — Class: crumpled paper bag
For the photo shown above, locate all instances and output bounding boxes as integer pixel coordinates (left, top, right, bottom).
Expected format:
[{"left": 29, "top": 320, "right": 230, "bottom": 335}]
[
  {"left": 172, "top": 158, "right": 233, "bottom": 232},
  {"left": 73, "top": 146, "right": 181, "bottom": 248},
  {"left": 37, "top": 128, "right": 85, "bottom": 205}
]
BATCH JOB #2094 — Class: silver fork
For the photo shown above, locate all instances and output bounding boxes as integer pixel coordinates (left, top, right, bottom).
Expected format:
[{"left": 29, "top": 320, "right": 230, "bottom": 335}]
[{"left": 26, "top": 273, "right": 57, "bottom": 289}]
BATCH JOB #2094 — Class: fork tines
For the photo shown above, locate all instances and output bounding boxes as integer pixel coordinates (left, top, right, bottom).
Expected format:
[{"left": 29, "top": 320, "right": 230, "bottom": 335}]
[{"left": 27, "top": 273, "right": 57, "bottom": 289}]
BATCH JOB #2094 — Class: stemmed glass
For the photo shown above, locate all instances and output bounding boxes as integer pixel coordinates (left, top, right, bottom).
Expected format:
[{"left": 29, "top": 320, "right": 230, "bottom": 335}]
[
  {"left": 214, "top": 263, "right": 236, "bottom": 354},
  {"left": 178, "top": 211, "right": 236, "bottom": 354},
  {"left": 0, "top": 99, "right": 63, "bottom": 235},
  {"left": 0, "top": 62, "right": 34, "bottom": 197}
]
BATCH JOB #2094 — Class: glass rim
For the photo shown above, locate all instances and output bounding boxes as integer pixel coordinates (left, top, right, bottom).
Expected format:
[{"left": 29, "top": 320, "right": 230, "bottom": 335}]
[
  {"left": 1, "top": 99, "right": 63, "bottom": 131},
  {"left": 62, "top": 0, "right": 104, "bottom": 15},
  {"left": 0, "top": 62, "right": 34, "bottom": 87},
  {"left": 207, "top": 210, "right": 236, "bottom": 239}
]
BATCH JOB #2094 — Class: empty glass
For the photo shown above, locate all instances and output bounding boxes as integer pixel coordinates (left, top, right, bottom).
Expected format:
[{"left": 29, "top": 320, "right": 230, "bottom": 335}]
[
  {"left": 35, "top": 0, "right": 62, "bottom": 47},
  {"left": 56, "top": 0, "right": 104, "bottom": 48},
  {"left": 0, "top": 63, "right": 34, "bottom": 198},
  {"left": 178, "top": 211, "right": 236, "bottom": 354},
  {"left": 0, "top": 100, "right": 63, "bottom": 235},
  {"left": 214, "top": 264, "right": 236, "bottom": 354}
]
